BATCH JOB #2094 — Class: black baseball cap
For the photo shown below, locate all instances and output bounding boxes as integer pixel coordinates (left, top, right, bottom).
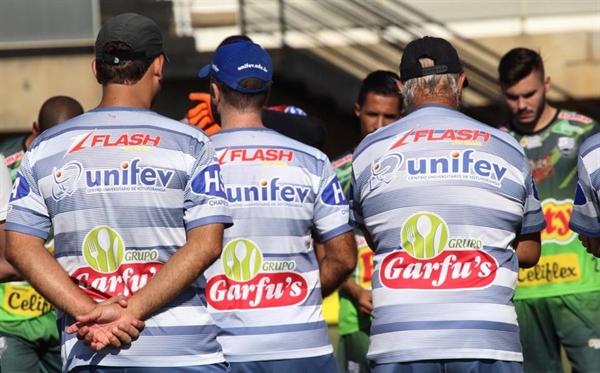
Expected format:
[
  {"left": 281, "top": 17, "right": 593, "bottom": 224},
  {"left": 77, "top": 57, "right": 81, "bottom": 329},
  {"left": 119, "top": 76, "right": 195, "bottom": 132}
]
[
  {"left": 399, "top": 36, "right": 468, "bottom": 87},
  {"left": 95, "top": 13, "right": 168, "bottom": 64}
]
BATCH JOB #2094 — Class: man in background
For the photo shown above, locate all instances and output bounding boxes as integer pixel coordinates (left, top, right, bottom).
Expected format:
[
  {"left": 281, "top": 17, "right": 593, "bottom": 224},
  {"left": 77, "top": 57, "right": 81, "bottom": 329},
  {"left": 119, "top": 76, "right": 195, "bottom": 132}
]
[
  {"left": 198, "top": 39, "right": 356, "bottom": 373},
  {"left": 186, "top": 35, "right": 328, "bottom": 150},
  {"left": 0, "top": 96, "right": 83, "bottom": 373},
  {"left": 333, "top": 70, "right": 403, "bottom": 373},
  {"left": 5, "top": 13, "right": 232, "bottom": 372},
  {"left": 499, "top": 47, "right": 600, "bottom": 373},
  {"left": 351, "top": 36, "right": 544, "bottom": 373},
  {"left": 569, "top": 132, "right": 600, "bottom": 258}
]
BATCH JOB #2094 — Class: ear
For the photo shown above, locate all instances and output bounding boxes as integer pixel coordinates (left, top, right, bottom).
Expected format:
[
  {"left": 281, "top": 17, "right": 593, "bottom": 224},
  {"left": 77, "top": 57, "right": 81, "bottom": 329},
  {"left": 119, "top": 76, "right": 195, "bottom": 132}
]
[
  {"left": 91, "top": 60, "right": 102, "bottom": 84},
  {"left": 457, "top": 72, "right": 467, "bottom": 95},
  {"left": 544, "top": 76, "right": 551, "bottom": 92},
  {"left": 32, "top": 121, "right": 40, "bottom": 135},
  {"left": 211, "top": 82, "right": 220, "bottom": 103},
  {"left": 396, "top": 80, "right": 403, "bottom": 92},
  {"left": 153, "top": 55, "right": 165, "bottom": 80},
  {"left": 354, "top": 102, "right": 361, "bottom": 117}
]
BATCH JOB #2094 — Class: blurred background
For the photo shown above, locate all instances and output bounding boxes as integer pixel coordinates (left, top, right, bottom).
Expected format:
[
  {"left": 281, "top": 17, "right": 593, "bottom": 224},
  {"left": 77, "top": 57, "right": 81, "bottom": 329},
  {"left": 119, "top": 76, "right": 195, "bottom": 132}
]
[
  {"left": 0, "top": 0, "right": 598, "bottom": 159},
  {"left": 0, "top": 2, "right": 598, "bottom": 370}
]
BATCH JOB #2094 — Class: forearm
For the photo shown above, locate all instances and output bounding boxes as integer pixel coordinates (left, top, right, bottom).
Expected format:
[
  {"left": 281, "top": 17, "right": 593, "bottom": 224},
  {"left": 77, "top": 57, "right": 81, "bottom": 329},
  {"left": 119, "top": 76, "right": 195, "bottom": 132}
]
[
  {"left": 320, "top": 232, "right": 357, "bottom": 297},
  {"left": 515, "top": 232, "right": 542, "bottom": 268},
  {"left": 339, "top": 276, "right": 361, "bottom": 300},
  {"left": 5, "top": 231, "right": 96, "bottom": 317},
  {"left": 127, "top": 224, "right": 224, "bottom": 319},
  {"left": 0, "top": 223, "right": 23, "bottom": 282}
]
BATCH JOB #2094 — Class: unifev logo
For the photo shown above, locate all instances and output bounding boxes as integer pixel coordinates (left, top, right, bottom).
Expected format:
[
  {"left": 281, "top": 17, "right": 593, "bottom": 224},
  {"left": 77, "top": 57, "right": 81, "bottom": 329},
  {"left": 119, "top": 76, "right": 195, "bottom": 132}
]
[
  {"left": 379, "top": 212, "right": 498, "bottom": 289},
  {"left": 68, "top": 131, "right": 161, "bottom": 153},
  {"left": 406, "top": 149, "right": 507, "bottom": 187},
  {"left": 206, "top": 238, "right": 309, "bottom": 310},
  {"left": 191, "top": 163, "right": 227, "bottom": 199},
  {"left": 225, "top": 177, "right": 310, "bottom": 206},
  {"left": 52, "top": 161, "right": 83, "bottom": 201},
  {"left": 85, "top": 158, "right": 174, "bottom": 194},
  {"left": 389, "top": 127, "right": 491, "bottom": 149},
  {"left": 370, "top": 153, "right": 403, "bottom": 190},
  {"left": 541, "top": 199, "right": 576, "bottom": 244},
  {"left": 72, "top": 226, "right": 162, "bottom": 300}
]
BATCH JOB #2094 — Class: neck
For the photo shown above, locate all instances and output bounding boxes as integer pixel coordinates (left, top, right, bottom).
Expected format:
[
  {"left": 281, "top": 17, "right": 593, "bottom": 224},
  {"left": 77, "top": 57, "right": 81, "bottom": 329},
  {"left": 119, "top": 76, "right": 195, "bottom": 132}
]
[
  {"left": 513, "top": 103, "right": 557, "bottom": 133},
  {"left": 412, "top": 96, "right": 458, "bottom": 112},
  {"left": 96, "top": 83, "right": 154, "bottom": 110},
  {"left": 219, "top": 109, "right": 264, "bottom": 130}
]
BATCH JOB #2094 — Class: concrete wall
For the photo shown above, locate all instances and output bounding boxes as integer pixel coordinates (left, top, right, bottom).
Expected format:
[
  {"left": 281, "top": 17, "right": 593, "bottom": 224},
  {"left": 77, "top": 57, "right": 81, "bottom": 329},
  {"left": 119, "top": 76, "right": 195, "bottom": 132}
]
[
  {"left": 0, "top": 55, "right": 101, "bottom": 133},
  {"left": 1, "top": 31, "right": 598, "bottom": 133}
]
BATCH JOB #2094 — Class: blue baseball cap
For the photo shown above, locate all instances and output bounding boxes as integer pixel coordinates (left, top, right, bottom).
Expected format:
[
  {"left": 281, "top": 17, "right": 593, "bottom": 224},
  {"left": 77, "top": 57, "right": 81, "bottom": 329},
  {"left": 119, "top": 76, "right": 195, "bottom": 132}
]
[{"left": 198, "top": 40, "right": 273, "bottom": 94}]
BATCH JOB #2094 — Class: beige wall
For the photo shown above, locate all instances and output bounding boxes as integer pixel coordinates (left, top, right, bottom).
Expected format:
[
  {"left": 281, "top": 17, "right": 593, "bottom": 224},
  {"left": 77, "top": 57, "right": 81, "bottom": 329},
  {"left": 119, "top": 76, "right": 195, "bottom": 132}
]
[
  {"left": 0, "top": 55, "right": 101, "bottom": 133},
  {"left": 474, "top": 31, "right": 600, "bottom": 100},
  {"left": 1, "top": 31, "right": 598, "bottom": 133}
]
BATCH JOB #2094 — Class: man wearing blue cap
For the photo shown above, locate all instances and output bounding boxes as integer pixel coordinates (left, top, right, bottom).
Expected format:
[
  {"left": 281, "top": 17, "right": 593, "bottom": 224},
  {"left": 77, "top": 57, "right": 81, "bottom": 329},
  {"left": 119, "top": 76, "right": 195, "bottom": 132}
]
[
  {"left": 5, "top": 13, "right": 232, "bottom": 372},
  {"left": 198, "top": 40, "right": 357, "bottom": 373}
]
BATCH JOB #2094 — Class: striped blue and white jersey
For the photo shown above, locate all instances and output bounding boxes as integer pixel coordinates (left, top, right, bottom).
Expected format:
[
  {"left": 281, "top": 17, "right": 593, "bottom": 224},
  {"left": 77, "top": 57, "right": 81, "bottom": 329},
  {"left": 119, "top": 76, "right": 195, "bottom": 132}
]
[
  {"left": 570, "top": 132, "right": 600, "bottom": 237},
  {"left": 349, "top": 105, "right": 546, "bottom": 364},
  {"left": 5, "top": 108, "right": 232, "bottom": 371},
  {"left": 204, "top": 127, "right": 351, "bottom": 362}
]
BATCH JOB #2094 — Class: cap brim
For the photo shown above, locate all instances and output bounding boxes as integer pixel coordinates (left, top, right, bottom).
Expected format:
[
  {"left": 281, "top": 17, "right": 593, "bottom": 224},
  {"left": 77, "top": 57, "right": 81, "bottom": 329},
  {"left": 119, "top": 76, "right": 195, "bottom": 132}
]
[{"left": 198, "top": 64, "right": 211, "bottom": 78}]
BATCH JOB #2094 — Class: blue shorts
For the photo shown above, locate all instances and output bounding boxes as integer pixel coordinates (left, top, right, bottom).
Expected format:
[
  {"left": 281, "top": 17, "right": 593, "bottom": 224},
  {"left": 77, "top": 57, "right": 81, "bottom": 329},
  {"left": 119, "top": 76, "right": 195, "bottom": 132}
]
[
  {"left": 370, "top": 359, "right": 522, "bottom": 373},
  {"left": 229, "top": 354, "right": 337, "bottom": 373},
  {"left": 69, "top": 363, "right": 230, "bottom": 373}
]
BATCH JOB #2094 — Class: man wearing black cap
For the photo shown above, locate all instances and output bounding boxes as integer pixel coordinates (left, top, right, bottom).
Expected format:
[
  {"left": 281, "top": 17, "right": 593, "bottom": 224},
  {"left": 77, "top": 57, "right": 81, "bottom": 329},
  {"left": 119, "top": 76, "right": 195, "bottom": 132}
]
[
  {"left": 347, "top": 36, "right": 545, "bottom": 373},
  {"left": 5, "top": 13, "right": 232, "bottom": 372},
  {"left": 197, "top": 39, "right": 356, "bottom": 373}
]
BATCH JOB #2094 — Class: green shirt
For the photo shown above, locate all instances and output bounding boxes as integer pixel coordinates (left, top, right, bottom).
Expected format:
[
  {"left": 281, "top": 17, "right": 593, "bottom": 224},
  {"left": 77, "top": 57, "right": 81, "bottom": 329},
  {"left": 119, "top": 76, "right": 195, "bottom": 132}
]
[
  {"left": 332, "top": 151, "right": 374, "bottom": 335},
  {"left": 503, "top": 109, "right": 600, "bottom": 299},
  {"left": 0, "top": 135, "right": 56, "bottom": 340}
]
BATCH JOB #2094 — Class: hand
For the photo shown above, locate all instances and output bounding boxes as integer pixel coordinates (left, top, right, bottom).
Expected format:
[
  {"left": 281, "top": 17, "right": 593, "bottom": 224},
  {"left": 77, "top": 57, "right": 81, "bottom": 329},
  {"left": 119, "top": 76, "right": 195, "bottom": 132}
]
[
  {"left": 355, "top": 288, "right": 373, "bottom": 316},
  {"left": 66, "top": 296, "right": 145, "bottom": 352},
  {"left": 579, "top": 235, "right": 600, "bottom": 258},
  {"left": 187, "top": 92, "right": 220, "bottom": 136}
]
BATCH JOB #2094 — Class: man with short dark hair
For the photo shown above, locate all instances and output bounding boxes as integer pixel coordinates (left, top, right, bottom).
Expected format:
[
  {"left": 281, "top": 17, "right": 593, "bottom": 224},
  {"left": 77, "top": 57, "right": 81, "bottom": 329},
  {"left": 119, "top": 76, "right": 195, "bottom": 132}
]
[
  {"left": 198, "top": 40, "right": 356, "bottom": 373},
  {"left": 5, "top": 13, "right": 232, "bottom": 372},
  {"left": 0, "top": 95, "right": 83, "bottom": 373},
  {"left": 332, "top": 70, "right": 403, "bottom": 373},
  {"left": 499, "top": 47, "right": 600, "bottom": 373},
  {"left": 350, "top": 36, "right": 545, "bottom": 373}
]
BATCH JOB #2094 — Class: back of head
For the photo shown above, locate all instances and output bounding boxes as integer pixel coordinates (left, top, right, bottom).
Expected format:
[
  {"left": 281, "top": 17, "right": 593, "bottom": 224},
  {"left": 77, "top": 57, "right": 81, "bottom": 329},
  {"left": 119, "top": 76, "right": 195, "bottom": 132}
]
[
  {"left": 399, "top": 36, "right": 467, "bottom": 112},
  {"left": 357, "top": 70, "right": 401, "bottom": 104},
  {"left": 198, "top": 40, "right": 273, "bottom": 112},
  {"left": 498, "top": 47, "right": 545, "bottom": 89},
  {"left": 38, "top": 96, "right": 84, "bottom": 132},
  {"left": 94, "top": 13, "right": 167, "bottom": 86}
]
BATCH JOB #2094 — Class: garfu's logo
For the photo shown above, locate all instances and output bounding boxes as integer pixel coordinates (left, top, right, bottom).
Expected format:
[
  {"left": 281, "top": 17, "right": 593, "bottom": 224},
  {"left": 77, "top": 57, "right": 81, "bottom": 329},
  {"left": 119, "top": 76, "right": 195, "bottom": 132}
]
[
  {"left": 541, "top": 199, "right": 576, "bottom": 244},
  {"left": 206, "top": 238, "right": 308, "bottom": 310},
  {"left": 402, "top": 213, "right": 448, "bottom": 259},
  {"left": 72, "top": 226, "right": 162, "bottom": 300},
  {"left": 52, "top": 161, "right": 83, "bottom": 201},
  {"left": 370, "top": 153, "right": 403, "bottom": 190},
  {"left": 379, "top": 212, "right": 498, "bottom": 289}
]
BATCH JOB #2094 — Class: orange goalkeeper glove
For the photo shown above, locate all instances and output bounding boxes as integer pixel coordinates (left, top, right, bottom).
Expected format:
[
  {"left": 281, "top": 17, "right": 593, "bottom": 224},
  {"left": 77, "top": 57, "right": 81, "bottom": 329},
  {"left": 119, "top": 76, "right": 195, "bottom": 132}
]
[{"left": 187, "top": 92, "right": 220, "bottom": 136}]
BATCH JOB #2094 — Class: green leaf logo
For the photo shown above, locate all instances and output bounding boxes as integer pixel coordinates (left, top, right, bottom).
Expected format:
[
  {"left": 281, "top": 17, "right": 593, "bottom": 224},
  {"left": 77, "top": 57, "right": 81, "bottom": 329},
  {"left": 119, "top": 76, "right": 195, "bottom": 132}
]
[
  {"left": 222, "top": 238, "right": 262, "bottom": 281},
  {"left": 402, "top": 213, "right": 448, "bottom": 259}
]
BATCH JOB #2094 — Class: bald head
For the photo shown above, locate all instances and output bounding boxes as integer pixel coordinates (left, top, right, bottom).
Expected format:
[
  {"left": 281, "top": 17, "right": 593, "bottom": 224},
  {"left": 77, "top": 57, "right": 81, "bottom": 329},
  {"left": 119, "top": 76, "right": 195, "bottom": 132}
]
[{"left": 38, "top": 96, "right": 84, "bottom": 132}]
